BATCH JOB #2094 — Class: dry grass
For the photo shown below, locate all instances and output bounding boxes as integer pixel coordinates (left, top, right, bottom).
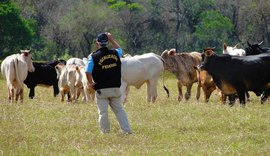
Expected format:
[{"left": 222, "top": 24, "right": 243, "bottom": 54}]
[{"left": 0, "top": 73, "right": 270, "bottom": 155}]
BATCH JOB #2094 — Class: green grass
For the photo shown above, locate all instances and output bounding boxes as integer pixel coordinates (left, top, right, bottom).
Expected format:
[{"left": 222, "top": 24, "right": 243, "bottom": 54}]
[{"left": 0, "top": 74, "right": 270, "bottom": 155}]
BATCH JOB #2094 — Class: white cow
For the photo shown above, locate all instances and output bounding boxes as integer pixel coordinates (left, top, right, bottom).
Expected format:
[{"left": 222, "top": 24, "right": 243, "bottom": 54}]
[
  {"left": 1, "top": 50, "right": 35, "bottom": 102},
  {"left": 56, "top": 63, "right": 93, "bottom": 102},
  {"left": 120, "top": 53, "right": 165, "bottom": 103},
  {"left": 66, "top": 58, "right": 85, "bottom": 66},
  {"left": 75, "top": 65, "right": 95, "bottom": 102},
  {"left": 55, "top": 64, "right": 78, "bottom": 102},
  {"left": 223, "top": 43, "right": 246, "bottom": 56}
]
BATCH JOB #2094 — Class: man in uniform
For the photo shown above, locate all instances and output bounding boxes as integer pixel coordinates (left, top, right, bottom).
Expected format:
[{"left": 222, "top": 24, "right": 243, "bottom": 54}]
[{"left": 85, "top": 32, "right": 132, "bottom": 134}]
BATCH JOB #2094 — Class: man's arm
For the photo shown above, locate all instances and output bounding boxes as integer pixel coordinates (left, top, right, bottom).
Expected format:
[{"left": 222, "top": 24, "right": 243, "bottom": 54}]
[
  {"left": 106, "top": 32, "right": 120, "bottom": 49},
  {"left": 85, "top": 56, "right": 95, "bottom": 88}
]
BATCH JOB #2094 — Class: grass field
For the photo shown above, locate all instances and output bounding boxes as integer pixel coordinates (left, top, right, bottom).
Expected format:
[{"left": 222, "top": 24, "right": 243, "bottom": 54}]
[{"left": 0, "top": 73, "right": 270, "bottom": 155}]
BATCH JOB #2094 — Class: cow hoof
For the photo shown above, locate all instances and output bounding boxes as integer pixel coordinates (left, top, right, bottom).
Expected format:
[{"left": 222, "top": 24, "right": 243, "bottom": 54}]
[
  {"left": 178, "top": 96, "right": 183, "bottom": 102},
  {"left": 29, "top": 96, "right": 34, "bottom": 99}
]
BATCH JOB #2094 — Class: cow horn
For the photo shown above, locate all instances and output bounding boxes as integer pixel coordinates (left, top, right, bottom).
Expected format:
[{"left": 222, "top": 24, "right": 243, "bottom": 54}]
[
  {"left": 258, "top": 41, "right": 264, "bottom": 45},
  {"left": 247, "top": 41, "right": 251, "bottom": 47},
  {"left": 234, "top": 43, "right": 239, "bottom": 48}
]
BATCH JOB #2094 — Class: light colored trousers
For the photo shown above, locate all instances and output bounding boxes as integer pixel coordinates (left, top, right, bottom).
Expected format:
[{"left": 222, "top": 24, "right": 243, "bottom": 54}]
[{"left": 95, "top": 87, "right": 131, "bottom": 133}]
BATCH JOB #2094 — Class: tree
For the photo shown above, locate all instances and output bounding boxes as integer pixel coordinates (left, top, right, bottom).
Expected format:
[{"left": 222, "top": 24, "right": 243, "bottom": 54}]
[
  {"left": 193, "top": 10, "right": 234, "bottom": 53},
  {"left": 0, "top": 0, "right": 34, "bottom": 58}
]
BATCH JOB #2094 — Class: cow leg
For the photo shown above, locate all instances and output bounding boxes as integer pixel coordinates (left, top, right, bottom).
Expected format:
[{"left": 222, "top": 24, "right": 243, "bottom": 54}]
[
  {"left": 203, "top": 86, "right": 214, "bottom": 102},
  {"left": 8, "top": 85, "right": 14, "bottom": 102},
  {"left": 69, "top": 84, "right": 75, "bottom": 102},
  {"left": 185, "top": 84, "right": 192, "bottom": 100},
  {"left": 120, "top": 81, "right": 128, "bottom": 104},
  {"left": 15, "top": 87, "right": 23, "bottom": 102},
  {"left": 60, "top": 88, "right": 65, "bottom": 102},
  {"left": 177, "top": 81, "right": 183, "bottom": 102},
  {"left": 261, "top": 89, "right": 270, "bottom": 104},
  {"left": 202, "top": 86, "right": 208, "bottom": 102},
  {"left": 53, "top": 83, "right": 59, "bottom": 97},
  {"left": 83, "top": 86, "right": 89, "bottom": 102},
  {"left": 196, "top": 83, "right": 201, "bottom": 101},
  {"left": 19, "top": 88, "right": 24, "bottom": 103},
  {"left": 75, "top": 87, "right": 82, "bottom": 103},
  {"left": 147, "top": 79, "right": 158, "bottom": 103},
  {"left": 237, "top": 91, "right": 246, "bottom": 106},
  {"left": 245, "top": 92, "right": 250, "bottom": 102},
  {"left": 228, "top": 94, "right": 236, "bottom": 106},
  {"left": 29, "top": 87, "right": 35, "bottom": 99},
  {"left": 89, "top": 89, "right": 95, "bottom": 101},
  {"left": 67, "top": 92, "right": 71, "bottom": 102}
]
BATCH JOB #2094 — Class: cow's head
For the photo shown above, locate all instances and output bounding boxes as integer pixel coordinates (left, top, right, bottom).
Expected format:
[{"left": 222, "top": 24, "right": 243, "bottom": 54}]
[
  {"left": 199, "top": 47, "right": 215, "bottom": 70},
  {"left": 161, "top": 49, "right": 178, "bottom": 71},
  {"left": 20, "top": 49, "right": 35, "bottom": 72},
  {"left": 55, "top": 63, "right": 66, "bottom": 79},
  {"left": 245, "top": 41, "right": 264, "bottom": 55}
]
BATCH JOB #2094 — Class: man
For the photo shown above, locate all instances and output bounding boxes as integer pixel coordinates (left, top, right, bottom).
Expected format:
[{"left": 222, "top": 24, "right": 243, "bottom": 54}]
[{"left": 85, "top": 32, "right": 132, "bottom": 134}]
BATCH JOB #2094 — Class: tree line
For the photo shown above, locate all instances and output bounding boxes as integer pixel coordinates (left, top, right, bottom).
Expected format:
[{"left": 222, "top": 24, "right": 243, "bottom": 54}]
[{"left": 1, "top": 0, "right": 269, "bottom": 60}]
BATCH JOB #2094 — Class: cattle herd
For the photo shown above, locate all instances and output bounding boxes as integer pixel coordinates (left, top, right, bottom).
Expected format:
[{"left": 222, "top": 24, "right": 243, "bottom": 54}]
[{"left": 1, "top": 41, "right": 270, "bottom": 106}]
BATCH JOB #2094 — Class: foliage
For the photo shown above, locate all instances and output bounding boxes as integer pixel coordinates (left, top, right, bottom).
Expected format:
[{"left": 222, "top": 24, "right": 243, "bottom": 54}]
[
  {"left": 0, "top": 0, "right": 35, "bottom": 57},
  {"left": 108, "top": 0, "right": 143, "bottom": 12},
  {"left": 194, "top": 10, "right": 234, "bottom": 53},
  {"left": 1, "top": 0, "right": 270, "bottom": 59}
]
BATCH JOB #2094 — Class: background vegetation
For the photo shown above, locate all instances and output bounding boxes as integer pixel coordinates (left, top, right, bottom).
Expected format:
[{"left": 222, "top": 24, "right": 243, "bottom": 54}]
[
  {"left": 1, "top": 73, "right": 270, "bottom": 155},
  {"left": 1, "top": 0, "right": 270, "bottom": 60}
]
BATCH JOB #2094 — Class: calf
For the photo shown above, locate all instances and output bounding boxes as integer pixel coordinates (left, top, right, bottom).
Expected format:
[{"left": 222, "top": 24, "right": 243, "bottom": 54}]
[
  {"left": 195, "top": 69, "right": 217, "bottom": 102},
  {"left": 75, "top": 65, "right": 95, "bottom": 102},
  {"left": 161, "top": 49, "right": 201, "bottom": 102},
  {"left": 55, "top": 64, "right": 83, "bottom": 102},
  {"left": 1, "top": 50, "right": 35, "bottom": 102},
  {"left": 24, "top": 59, "right": 66, "bottom": 99},
  {"left": 200, "top": 47, "right": 270, "bottom": 105}
]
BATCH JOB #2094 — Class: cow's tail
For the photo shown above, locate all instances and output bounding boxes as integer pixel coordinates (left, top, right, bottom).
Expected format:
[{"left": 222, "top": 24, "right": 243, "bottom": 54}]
[
  {"left": 162, "top": 73, "right": 170, "bottom": 98},
  {"left": 13, "top": 57, "right": 24, "bottom": 89},
  {"left": 194, "top": 66, "right": 201, "bottom": 100},
  {"left": 156, "top": 54, "right": 170, "bottom": 98}
]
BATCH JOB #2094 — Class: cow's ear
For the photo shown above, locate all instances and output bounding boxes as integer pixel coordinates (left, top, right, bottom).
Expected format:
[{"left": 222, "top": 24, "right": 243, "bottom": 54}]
[
  {"left": 168, "top": 49, "right": 176, "bottom": 56},
  {"left": 223, "top": 43, "right": 227, "bottom": 50}
]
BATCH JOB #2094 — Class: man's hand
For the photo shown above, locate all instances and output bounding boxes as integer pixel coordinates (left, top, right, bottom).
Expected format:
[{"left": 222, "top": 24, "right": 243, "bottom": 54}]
[
  {"left": 105, "top": 32, "right": 120, "bottom": 49},
  {"left": 106, "top": 32, "right": 113, "bottom": 41}
]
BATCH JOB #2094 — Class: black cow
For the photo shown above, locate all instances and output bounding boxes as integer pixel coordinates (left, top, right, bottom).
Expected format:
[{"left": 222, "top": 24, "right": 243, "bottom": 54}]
[
  {"left": 24, "top": 59, "right": 66, "bottom": 99},
  {"left": 200, "top": 47, "right": 270, "bottom": 106},
  {"left": 246, "top": 41, "right": 270, "bottom": 55}
]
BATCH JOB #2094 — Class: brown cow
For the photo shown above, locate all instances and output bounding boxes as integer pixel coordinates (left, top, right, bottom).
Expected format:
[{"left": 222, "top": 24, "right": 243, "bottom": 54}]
[
  {"left": 161, "top": 49, "right": 201, "bottom": 102},
  {"left": 198, "top": 70, "right": 217, "bottom": 102}
]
